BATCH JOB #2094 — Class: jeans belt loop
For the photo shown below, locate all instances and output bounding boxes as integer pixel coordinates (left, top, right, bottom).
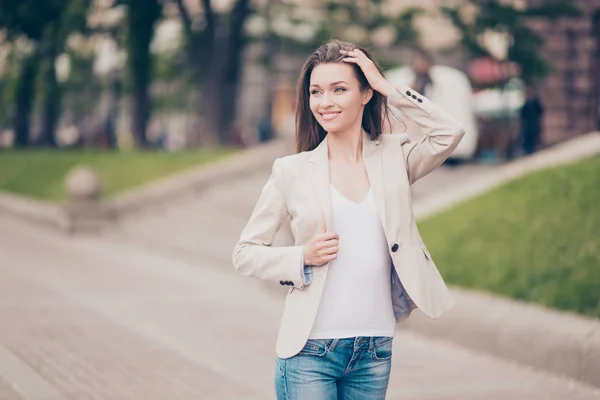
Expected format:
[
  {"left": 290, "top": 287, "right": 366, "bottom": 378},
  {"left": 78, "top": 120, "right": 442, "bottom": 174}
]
[{"left": 329, "top": 338, "right": 339, "bottom": 352}]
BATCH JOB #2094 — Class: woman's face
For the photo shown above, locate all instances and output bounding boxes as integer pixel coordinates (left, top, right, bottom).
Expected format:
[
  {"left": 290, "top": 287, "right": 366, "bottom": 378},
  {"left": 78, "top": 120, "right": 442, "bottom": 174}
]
[{"left": 309, "top": 63, "right": 372, "bottom": 134}]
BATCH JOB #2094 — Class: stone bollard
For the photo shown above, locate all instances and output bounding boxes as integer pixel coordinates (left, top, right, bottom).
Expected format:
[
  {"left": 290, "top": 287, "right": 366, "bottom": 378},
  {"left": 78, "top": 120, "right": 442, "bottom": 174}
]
[{"left": 63, "top": 166, "right": 115, "bottom": 234}]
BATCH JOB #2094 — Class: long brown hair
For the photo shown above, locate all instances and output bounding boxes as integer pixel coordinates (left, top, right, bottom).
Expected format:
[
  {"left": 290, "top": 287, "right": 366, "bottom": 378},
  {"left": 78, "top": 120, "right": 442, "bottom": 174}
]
[{"left": 295, "top": 39, "right": 390, "bottom": 153}]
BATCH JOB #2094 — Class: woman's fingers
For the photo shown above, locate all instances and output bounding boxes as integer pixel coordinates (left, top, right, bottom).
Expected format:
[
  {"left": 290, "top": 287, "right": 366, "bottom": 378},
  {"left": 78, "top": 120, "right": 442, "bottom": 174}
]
[
  {"left": 341, "top": 49, "right": 367, "bottom": 63},
  {"left": 342, "top": 57, "right": 359, "bottom": 64},
  {"left": 340, "top": 49, "right": 360, "bottom": 56},
  {"left": 318, "top": 237, "right": 338, "bottom": 247},
  {"left": 317, "top": 232, "right": 339, "bottom": 241},
  {"left": 315, "top": 237, "right": 339, "bottom": 261},
  {"left": 339, "top": 49, "right": 390, "bottom": 96},
  {"left": 319, "top": 245, "right": 339, "bottom": 256},
  {"left": 341, "top": 49, "right": 360, "bottom": 64},
  {"left": 305, "top": 231, "right": 339, "bottom": 265}
]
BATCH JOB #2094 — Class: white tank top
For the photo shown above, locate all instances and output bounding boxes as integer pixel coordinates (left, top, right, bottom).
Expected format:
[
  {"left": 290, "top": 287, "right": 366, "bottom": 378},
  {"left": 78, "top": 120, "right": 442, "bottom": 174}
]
[{"left": 308, "top": 185, "right": 396, "bottom": 339}]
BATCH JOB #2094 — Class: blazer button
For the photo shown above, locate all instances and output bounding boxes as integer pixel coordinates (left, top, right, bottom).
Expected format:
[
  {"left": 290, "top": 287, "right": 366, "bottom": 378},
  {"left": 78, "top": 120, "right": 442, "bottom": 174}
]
[
  {"left": 412, "top": 95, "right": 417, "bottom": 99},
  {"left": 417, "top": 98, "right": 423, "bottom": 103},
  {"left": 279, "top": 280, "right": 285, "bottom": 286},
  {"left": 406, "top": 90, "right": 412, "bottom": 96},
  {"left": 391, "top": 243, "right": 399, "bottom": 252}
]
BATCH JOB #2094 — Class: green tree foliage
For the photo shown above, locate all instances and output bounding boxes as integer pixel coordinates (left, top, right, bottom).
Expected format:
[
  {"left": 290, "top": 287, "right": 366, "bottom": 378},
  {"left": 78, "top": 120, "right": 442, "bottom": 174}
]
[
  {"left": 314, "top": 2, "right": 422, "bottom": 50},
  {"left": 257, "top": 1, "right": 423, "bottom": 59},
  {"left": 172, "top": 0, "right": 421, "bottom": 145},
  {"left": 442, "top": 0, "right": 580, "bottom": 85},
  {"left": 0, "top": 0, "right": 91, "bottom": 147},
  {"left": 0, "top": 0, "right": 48, "bottom": 146},
  {"left": 38, "top": 0, "right": 91, "bottom": 147},
  {"left": 0, "top": 1, "right": 62, "bottom": 41}
]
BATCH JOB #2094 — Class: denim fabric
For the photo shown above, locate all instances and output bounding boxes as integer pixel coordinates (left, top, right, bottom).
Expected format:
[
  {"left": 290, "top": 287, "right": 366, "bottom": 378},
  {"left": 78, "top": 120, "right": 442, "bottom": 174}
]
[
  {"left": 274, "top": 336, "right": 393, "bottom": 400},
  {"left": 299, "top": 252, "right": 313, "bottom": 285},
  {"left": 302, "top": 264, "right": 313, "bottom": 285}
]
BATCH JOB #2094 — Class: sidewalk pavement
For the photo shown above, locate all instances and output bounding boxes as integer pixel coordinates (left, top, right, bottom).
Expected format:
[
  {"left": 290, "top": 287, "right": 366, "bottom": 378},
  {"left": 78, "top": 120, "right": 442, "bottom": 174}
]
[
  {"left": 2, "top": 133, "right": 600, "bottom": 399},
  {"left": 1, "top": 212, "right": 599, "bottom": 399}
]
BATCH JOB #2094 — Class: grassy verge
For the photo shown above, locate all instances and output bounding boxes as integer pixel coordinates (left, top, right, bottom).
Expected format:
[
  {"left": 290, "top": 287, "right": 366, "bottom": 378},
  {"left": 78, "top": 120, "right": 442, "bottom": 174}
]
[
  {"left": 418, "top": 156, "right": 600, "bottom": 318},
  {"left": 0, "top": 148, "right": 237, "bottom": 202}
]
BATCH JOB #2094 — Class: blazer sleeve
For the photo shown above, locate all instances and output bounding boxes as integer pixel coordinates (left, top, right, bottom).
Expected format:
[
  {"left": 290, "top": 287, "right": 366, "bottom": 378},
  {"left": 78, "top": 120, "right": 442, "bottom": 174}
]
[
  {"left": 232, "top": 158, "right": 306, "bottom": 289},
  {"left": 388, "top": 85, "right": 466, "bottom": 185}
]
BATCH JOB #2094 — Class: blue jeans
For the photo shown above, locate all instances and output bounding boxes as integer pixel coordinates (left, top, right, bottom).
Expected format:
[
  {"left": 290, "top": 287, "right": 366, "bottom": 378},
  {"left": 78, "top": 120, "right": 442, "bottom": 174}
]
[{"left": 274, "top": 336, "right": 393, "bottom": 400}]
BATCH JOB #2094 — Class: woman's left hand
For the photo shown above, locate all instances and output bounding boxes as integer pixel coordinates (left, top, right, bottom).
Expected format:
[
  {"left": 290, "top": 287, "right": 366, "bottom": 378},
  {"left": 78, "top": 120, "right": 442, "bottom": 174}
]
[{"left": 341, "top": 49, "right": 395, "bottom": 97}]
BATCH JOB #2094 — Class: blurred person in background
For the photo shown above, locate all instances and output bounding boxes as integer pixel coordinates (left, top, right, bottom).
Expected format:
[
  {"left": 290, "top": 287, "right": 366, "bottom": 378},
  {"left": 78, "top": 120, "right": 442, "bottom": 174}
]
[
  {"left": 233, "top": 39, "right": 464, "bottom": 400},
  {"left": 519, "top": 85, "right": 545, "bottom": 155},
  {"left": 386, "top": 49, "right": 479, "bottom": 163},
  {"left": 411, "top": 49, "right": 434, "bottom": 94}
]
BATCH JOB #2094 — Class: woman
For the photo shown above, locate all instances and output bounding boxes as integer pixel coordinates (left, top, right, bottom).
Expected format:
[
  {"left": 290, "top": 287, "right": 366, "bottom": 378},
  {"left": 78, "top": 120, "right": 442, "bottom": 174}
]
[{"left": 232, "top": 39, "right": 464, "bottom": 400}]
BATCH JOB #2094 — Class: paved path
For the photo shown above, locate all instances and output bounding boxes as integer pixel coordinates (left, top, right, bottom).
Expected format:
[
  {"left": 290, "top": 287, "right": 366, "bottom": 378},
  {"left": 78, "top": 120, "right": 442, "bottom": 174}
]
[
  {"left": 1, "top": 161, "right": 599, "bottom": 399},
  {"left": 101, "top": 162, "right": 496, "bottom": 268}
]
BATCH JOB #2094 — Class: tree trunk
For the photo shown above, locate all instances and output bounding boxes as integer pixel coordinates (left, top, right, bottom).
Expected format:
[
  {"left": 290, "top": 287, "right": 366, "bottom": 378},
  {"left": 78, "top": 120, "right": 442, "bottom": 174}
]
[
  {"left": 219, "top": 0, "right": 251, "bottom": 144},
  {"left": 176, "top": 0, "right": 217, "bottom": 146},
  {"left": 13, "top": 50, "right": 40, "bottom": 148},
  {"left": 176, "top": 0, "right": 250, "bottom": 146},
  {"left": 190, "top": 29, "right": 217, "bottom": 146},
  {"left": 201, "top": 27, "right": 227, "bottom": 145},
  {"left": 39, "top": 41, "right": 60, "bottom": 147},
  {"left": 125, "top": 0, "right": 161, "bottom": 148},
  {"left": 260, "top": 0, "right": 278, "bottom": 143},
  {"left": 203, "top": 0, "right": 251, "bottom": 145},
  {"left": 105, "top": 71, "right": 122, "bottom": 149}
]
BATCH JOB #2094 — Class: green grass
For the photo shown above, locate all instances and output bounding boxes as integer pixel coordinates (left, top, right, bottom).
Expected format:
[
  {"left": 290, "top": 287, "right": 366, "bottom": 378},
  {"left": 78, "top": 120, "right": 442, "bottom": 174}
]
[
  {"left": 418, "top": 156, "right": 600, "bottom": 318},
  {"left": 0, "top": 148, "right": 237, "bottom": 202}
]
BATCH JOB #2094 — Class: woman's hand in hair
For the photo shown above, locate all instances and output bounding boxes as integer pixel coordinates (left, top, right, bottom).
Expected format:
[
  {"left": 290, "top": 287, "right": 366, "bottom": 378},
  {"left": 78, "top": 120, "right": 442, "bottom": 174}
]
[{"left": 341, "top": 49, "right": 394, "bottom": 98}]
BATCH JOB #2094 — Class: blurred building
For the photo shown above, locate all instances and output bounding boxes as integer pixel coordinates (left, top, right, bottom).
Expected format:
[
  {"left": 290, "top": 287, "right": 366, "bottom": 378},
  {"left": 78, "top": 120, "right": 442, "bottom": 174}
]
[
  {"left": 378, "top": 0, "right": 600, "bottom": 145},
  {"left": 88, "top": 0, "right": 600, "bottom": 148},
  {"left": 526, "top": 0, "right": 600, "bottom": 144}
]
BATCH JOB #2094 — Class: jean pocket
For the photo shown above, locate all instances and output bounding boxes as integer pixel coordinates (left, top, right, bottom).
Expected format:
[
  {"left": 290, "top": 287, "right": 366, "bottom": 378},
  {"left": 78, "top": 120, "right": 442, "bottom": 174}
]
[
  {"left": 372, "top": 336, "right": 393, "bottom": 361},
  {"left": 298, "top": 339, "right": 330, "bottom": 357}
]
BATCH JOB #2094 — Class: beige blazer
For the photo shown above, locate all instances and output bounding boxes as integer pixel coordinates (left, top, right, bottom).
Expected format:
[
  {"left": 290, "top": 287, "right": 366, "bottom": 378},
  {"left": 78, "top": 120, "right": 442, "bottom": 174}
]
[{"left": 232, "top": 84, "right": 465, "bottom": 359}]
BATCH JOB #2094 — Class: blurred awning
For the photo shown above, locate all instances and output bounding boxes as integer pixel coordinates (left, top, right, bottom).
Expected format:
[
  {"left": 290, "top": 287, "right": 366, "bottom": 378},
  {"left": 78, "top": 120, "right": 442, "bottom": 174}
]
[{"left": 468, "top": 57, "right": 520, "bottom": 85}]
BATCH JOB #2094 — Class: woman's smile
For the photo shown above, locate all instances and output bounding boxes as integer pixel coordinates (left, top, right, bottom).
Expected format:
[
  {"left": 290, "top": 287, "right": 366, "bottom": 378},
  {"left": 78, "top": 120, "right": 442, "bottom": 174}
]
[{"left": 320, "top": 111, "right": 341, "bottom": 121}]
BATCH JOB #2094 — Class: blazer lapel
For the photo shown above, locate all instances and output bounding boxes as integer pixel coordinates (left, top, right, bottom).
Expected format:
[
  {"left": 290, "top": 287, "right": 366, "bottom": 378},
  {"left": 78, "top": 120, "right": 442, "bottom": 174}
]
[
  {"left": 308, "top": 138, "right": 333, "bottom": 231},
  {"left": 308, "top": 132, "right": 387, "bottom": 236},
  {"left": 362, "top": 132, "right": 387, "bottom": 235}
]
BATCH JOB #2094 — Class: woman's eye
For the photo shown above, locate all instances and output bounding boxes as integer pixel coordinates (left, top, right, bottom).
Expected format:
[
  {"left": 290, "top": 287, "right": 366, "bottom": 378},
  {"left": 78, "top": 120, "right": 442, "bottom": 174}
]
[
  {"left": 335, "top": 87, "right": 346, "bottom": 93},
  {"left": 310, "top": 90, "right": 320, "bottom": 95}
]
